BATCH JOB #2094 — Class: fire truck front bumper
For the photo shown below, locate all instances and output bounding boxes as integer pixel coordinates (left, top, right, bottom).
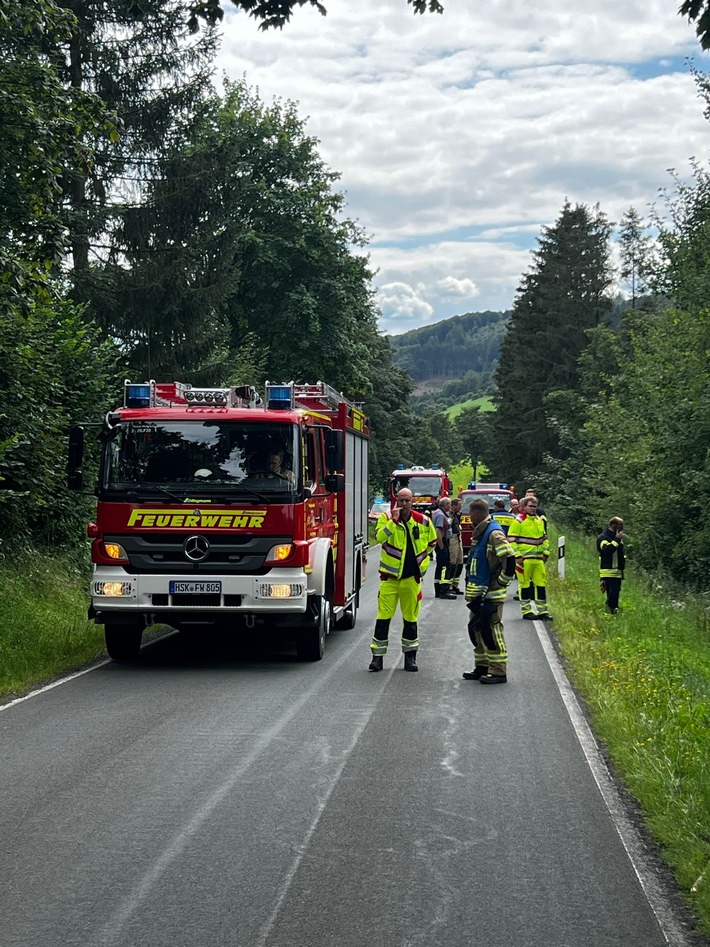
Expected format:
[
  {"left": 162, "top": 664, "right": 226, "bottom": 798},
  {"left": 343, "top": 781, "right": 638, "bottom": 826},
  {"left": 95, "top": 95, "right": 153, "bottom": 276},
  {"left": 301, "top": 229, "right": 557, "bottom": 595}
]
[{"left": 90, "top": 566, "right": 310, "bottom": 617}]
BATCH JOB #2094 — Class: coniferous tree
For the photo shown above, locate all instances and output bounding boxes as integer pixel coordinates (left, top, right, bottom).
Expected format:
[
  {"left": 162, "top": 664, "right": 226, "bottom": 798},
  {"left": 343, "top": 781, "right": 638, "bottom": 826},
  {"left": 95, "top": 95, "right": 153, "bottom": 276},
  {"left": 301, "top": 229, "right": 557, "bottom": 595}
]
[
  {"left": 490, "top": 201, "right": 614, "bottom": 485},
  {"left": 618, "top": 207, "right": 652, "bottom": 309},
  {"left": 1, "top": 0, "right": 113, "bottom": 291},
  {"left": 55, "top": 0, "right": 218, "bottom": 284}
]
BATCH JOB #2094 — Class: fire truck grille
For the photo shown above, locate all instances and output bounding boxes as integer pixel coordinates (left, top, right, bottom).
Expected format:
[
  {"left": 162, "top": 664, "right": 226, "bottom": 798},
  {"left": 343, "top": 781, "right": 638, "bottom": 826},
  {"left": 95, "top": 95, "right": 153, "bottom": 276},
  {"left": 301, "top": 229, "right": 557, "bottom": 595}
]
[{"left": 105, "top": 533, "right": 292, "bottom": 575}]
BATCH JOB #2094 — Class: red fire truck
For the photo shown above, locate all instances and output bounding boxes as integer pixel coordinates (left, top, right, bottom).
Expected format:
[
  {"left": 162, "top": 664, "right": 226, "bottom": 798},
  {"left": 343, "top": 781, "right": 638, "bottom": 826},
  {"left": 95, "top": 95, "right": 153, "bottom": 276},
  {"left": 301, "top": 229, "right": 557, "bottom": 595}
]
[
  {"left": 68, "top": 380, "right": 369, "bottom": 662},
  {"left": 459, "top": 481, "right": 516, "bottom": 555},
  {"left": 388, "top": 465, "right": 453, "bottom": 515}
]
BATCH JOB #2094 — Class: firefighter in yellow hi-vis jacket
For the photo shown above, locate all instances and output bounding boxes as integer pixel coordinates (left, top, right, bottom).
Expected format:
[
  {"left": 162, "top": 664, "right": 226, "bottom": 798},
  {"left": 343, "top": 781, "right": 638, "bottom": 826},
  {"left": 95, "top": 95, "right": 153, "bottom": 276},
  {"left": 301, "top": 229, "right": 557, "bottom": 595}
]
[
  {"left": 369, "top": 488, "right": 437, "bottom": 673},
  {"left": 508, "top": 494, "right": 552, "bottom": 621},
  {"left": 463, "top": 498, "right": 516, "bottom": 684}
]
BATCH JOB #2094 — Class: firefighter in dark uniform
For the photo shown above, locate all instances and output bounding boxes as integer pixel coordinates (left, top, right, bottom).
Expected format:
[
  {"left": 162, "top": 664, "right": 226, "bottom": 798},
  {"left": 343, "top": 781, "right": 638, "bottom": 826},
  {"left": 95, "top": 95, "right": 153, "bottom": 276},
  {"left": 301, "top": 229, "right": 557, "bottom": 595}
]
[
  {"left": 597, "top": 516, "right": 625, "bottom": 614},
  {"left": 462, "top": 498, "right": 516, "bottom": 684}
]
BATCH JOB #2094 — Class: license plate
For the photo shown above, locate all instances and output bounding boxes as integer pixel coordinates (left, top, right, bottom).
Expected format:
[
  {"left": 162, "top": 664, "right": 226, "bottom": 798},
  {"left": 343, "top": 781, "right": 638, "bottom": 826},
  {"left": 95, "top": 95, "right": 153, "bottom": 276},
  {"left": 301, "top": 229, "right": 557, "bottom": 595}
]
[{"left": 169, "top": 581, "right": 222, "bottom": 594}]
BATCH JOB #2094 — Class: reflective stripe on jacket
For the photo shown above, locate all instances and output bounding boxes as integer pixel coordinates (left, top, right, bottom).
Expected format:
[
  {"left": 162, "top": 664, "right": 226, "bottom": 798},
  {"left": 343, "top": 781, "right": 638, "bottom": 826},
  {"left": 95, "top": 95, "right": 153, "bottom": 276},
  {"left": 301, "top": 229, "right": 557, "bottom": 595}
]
[
  {"left": 508, "top": 513, "right": 549, "bottom": 560},
  {"left": 597, "top": 528, "right": 625, "bottom": 578},
  {"left": 466, "top": 517, "right": 515, "bottom": 602},
  {"left": 376, "top": 510, "right": 437, "bottom": 580}
]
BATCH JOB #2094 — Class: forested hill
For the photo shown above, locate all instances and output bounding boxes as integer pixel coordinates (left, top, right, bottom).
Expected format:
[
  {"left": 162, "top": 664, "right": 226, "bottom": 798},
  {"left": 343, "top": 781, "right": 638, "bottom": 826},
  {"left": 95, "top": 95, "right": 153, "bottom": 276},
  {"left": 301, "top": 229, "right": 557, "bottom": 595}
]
[{"left": 388, "top": 310, "right": 510, "bottom": 382}]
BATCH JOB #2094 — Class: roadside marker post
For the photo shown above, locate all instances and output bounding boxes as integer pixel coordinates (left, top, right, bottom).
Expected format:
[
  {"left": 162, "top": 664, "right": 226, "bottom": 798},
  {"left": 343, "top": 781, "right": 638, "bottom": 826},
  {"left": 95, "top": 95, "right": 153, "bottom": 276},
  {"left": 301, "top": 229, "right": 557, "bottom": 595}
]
[{"left": 558, "top": 535, "right": 566, "bottom": 578}]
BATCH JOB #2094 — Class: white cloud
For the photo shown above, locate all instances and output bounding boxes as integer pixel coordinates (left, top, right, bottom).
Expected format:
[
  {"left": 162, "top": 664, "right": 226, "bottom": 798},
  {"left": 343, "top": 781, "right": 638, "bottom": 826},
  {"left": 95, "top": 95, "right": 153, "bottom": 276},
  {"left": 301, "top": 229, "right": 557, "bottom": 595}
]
[
  {"left": 214, "top": 0, "right": 710, "bottom": 333},
  {"left": 436, "top": 276, "right": 479, "bottom": 299},
  {"left": 376, "top": 281, "right": 434, "bottom": 330}
]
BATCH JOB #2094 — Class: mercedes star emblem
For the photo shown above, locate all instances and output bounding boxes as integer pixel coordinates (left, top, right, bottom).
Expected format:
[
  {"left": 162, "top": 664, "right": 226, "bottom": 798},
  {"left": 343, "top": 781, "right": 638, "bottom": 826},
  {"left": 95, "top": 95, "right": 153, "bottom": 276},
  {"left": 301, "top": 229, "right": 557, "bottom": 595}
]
[{"left": 184, "top": 534, "right": 209, "bottom": 562}]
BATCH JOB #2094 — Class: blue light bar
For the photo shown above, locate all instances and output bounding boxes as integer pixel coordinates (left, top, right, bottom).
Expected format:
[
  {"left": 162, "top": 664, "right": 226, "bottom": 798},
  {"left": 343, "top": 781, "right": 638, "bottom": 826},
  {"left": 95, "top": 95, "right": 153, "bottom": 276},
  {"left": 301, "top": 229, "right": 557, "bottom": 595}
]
[
  {"left": 267, "top": 384, "right": 294, "bottom": 410},
  {"left": 125, "top": 383, "right": 151, "bottom": 408}
]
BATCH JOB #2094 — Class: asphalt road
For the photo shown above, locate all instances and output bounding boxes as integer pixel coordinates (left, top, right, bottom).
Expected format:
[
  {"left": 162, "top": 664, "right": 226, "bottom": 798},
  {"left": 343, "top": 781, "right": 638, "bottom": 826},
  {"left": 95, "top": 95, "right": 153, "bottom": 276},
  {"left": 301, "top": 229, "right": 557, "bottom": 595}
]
[{"left": 1, "top": 571, "right": 702, "bottom": 947}]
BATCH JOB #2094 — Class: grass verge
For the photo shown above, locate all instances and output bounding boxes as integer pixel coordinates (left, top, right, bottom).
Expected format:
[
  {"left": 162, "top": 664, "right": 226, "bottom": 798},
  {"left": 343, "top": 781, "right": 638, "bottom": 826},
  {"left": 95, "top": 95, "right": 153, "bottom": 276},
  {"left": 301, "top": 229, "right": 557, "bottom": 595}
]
[
  {"left": 547, "top": 525, "right": 710, "bottom": 937},
  {"left": 0, "top": 551, "right": 105, "bottom": 700}
]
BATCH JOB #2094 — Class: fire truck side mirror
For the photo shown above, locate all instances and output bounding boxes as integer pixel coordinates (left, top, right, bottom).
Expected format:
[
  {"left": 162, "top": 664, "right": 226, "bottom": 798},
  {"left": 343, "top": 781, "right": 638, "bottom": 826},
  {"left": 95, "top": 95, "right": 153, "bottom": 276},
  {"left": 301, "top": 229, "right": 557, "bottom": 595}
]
[
  {"left": 324, "top": 473, "right": 345, "bottom": 494},
  {"left": 324, "top": 429, "right": 344, "bottom": 472},
  {"left": 67, "top": 425, "right": 85, "bottom": 491}
]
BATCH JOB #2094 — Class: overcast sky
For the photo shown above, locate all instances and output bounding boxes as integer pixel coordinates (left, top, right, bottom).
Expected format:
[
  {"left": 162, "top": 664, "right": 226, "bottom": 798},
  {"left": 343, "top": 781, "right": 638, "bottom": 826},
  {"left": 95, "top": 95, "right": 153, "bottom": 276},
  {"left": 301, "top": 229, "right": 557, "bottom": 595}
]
[{"left": 215, "top": 0, "right": 710, "bottom": 335}]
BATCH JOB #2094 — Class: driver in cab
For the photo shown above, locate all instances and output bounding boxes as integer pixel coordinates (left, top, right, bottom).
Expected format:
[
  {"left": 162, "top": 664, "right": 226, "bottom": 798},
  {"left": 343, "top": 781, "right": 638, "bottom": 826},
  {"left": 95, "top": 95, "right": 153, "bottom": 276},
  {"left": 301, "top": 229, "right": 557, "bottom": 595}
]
[{"left": 266, "top": 448, "right": 295, "bottom": 484}]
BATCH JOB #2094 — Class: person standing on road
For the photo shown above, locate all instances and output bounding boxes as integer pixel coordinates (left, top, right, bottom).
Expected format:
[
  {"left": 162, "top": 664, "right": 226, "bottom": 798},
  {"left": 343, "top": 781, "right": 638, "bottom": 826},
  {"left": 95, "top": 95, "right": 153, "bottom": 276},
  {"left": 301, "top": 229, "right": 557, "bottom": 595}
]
[
  {"left": 508, "top": 495, "right": 552, "bottom": 621},
  {"left": 510, "top": 496, "right": 521, "bottom": 604},
  {"left": 597, "top": 516, "right": 625, "bottom": 614},
  {"left": 369, "top": 488, "right": 437, "bottom": 673},
  {"left": 491, "top": 497, "right": 515, "bottom": 535},
  {"left": 432, "top": 496, "right": 456, "bottom": 599},
  {"left": 462, "top": 498, "right": 516, "bottom": 684},
  {"left": 447, "top": 496, "right": 465, "bottom": 595},
  {"left": 524, "top": 489, "right": 547, "bottom": 529}
]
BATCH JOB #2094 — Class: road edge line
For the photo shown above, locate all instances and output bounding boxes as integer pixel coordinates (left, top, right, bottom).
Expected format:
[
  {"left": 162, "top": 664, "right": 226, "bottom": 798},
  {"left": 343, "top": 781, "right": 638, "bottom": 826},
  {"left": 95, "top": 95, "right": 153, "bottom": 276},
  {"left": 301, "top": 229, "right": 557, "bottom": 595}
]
[{"left": 535, "top": 619, "right": 694, "bottom": 947}]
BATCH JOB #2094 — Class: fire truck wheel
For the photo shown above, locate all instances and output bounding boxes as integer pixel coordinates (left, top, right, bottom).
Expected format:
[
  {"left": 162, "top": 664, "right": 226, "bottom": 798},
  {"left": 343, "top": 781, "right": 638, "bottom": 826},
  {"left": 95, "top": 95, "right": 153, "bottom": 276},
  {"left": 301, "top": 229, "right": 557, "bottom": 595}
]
[
  {"left": 105, "top": 625, "right": 143, "bottom": 662},
  {"left": 297, "top": 595, "right": 331, "bottom": 661},
  {"left": 336, "top": 593, "right": 358, "bottom": 630}
]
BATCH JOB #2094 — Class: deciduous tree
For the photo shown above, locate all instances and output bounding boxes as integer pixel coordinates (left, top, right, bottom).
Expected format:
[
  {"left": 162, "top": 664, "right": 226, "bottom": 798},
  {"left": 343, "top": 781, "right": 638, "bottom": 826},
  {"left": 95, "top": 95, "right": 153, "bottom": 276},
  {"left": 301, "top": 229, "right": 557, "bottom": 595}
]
[
  {"left": 679, "top": 0, "right": 710, "bottom": 49},
  {"left": 89, "top": 79, "right": 382, "bottom": 394},
  {"left": 189, "top": 0, "right": 443, "bottom": 31}
]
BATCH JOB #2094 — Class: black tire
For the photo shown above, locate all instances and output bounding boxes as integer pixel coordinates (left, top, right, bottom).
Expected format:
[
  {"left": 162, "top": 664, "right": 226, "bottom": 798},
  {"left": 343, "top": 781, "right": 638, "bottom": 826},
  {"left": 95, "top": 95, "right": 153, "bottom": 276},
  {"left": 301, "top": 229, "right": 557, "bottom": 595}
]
[
  {"left": 105, "top": 625, "right": 143, "bottom": 662},
  {"left": 297, "top": 595, "right": 331, "bottom": 661}
]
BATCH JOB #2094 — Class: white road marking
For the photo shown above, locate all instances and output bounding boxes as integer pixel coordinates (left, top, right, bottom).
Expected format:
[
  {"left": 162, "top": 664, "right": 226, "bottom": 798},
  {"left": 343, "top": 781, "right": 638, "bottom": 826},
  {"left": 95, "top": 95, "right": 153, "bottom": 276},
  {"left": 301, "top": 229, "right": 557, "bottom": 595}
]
[
  {"left": 535, "top": 618, "right": 693, "bottom": 947},
  {"left": 98, "top": 625, "right": 382, "bottom": 946},
  {"left": 0, "top": 631, "right": 177, "bottom": 712},
  {"left": 0, "top": 661, "right": 111, "bottom": 711}
]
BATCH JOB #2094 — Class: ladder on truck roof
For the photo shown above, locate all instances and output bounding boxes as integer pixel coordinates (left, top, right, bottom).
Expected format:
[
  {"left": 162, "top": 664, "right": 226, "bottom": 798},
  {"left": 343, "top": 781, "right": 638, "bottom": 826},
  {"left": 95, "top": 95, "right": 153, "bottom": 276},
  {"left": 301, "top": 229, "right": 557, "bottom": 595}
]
[{"left": 294, "top": 381, "right": 362, "bottom": 411}]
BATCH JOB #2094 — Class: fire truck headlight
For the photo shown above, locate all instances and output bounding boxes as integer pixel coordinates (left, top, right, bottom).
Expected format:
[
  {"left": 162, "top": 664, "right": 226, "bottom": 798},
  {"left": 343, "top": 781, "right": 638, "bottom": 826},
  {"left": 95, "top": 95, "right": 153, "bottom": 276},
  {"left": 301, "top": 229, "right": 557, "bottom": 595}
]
[
  {"left": 258, "top": 583, "right": 304, "bottom": 600},
  {"left": 265, "top": 544, "right": 293, "bottom": 563},
  {"left": 104, "top": 542, "right": 128, "bottom": 560},
  {"left": 94, "top": 581, "right": 134, "bottom": 598}
]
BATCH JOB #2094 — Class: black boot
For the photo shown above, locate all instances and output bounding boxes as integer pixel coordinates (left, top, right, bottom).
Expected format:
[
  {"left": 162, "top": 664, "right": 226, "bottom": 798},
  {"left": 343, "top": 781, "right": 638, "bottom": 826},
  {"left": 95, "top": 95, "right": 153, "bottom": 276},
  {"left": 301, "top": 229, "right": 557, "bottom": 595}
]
[
  {"left": 437, "top": 586, "right": 457, "bottom": 600},
  {"left": 369, "top": 654, "right": 383, "bottom": 672},
  {"left": 404, "top": 650, "right": 418, "bottom": 672},
  {"left": 462, "top": 665, "right": 488, "bottom": 680}
]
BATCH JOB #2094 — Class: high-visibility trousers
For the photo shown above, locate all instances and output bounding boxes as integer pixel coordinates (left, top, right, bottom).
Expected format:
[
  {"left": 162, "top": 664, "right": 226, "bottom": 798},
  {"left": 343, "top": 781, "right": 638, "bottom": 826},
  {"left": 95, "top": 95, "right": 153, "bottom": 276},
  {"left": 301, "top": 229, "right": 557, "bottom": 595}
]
[
  {"left": 519, "top": 558, "right": 549, "bottom": 616},
  {"left": 370, "top": 576, "right": 422, "bottom": 654}
]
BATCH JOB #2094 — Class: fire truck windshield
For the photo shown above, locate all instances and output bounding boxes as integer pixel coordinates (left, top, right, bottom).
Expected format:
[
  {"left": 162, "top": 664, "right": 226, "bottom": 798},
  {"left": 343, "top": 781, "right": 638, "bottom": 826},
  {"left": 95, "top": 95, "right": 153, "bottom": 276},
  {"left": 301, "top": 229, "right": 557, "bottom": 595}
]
[
  {"left": 103, "top": 420, "right": 299, "bottom": 496},
  {"left": 393, "top": 475, "right": 443, "bottom": 496},
  {"left": 460, "top": 492, "right": 511, "bottom": 514}
]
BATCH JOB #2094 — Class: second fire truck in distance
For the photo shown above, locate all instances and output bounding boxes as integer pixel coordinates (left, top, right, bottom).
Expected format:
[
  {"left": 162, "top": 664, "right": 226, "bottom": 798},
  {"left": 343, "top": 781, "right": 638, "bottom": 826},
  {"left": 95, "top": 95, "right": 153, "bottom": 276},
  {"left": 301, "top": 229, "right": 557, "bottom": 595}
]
[
  {"left": 387, "top": 464, "right": 453, "bottom": 515},
  {"left": 459, "top": 481, "right": 516, "bottom": 555},
  {"left": 68, "top": 380, "right": 369, "bottom": 663}
]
